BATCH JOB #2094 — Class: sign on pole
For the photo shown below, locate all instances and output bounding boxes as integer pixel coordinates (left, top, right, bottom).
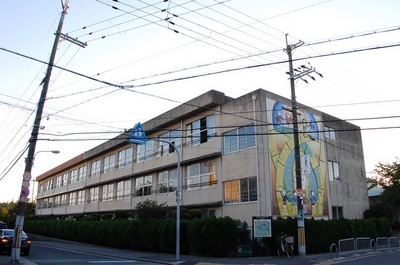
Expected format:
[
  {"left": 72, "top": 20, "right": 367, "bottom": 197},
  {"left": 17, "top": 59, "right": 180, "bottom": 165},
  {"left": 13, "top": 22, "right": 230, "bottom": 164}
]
[
  {"left": 128, "top": 123, "right": 147, "bottom": 144},
  {"left": 253, "top": 216, "right": 272, "bottom": 238}
]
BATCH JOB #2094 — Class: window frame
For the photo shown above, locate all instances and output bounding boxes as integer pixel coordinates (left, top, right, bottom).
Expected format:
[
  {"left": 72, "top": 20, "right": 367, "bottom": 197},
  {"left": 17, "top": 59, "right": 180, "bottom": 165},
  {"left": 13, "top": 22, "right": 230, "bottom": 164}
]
[
  {"left": 68, "top": 191, "right": 77, "bottom": 206},
  {"left": 90, "top": 160, "right": 101, "bottom": 178},
  {"left": 118, "top": 147, "right": 133, "bottom": 168},
  {"left": 328, "top": 161, "right": 341, "bottom": 182},
  {"left": 224, "top": 177, "right": 258, "bottom": 204},
  {"left": 135, "top": 175, "right": 153, "bottom": 197},
  {"left": 117, "top": 179, "right": 132, "bottom": 200},
  {"left": 157, "top": 170, "right": 177, "bottom": 194},
  {"left": 70, "top": 169, "right": 78, "bottom": 183},
  {"left": 137, "top": 140, "right": 154, "bottom": 162},
  {"left": 223, "top": 125, "right": 255, "bottom": 154},
  {"left": 88, "top": 187, "right": 99, "bottom": 203},
  {"left": 158, "top": 129, "right": 182, "bottom": 157},
  {"left": 324, "top": 126, "right": 336, "bottom": 140},
  {"left": 102, "top": 183, "right": 114, "bottom": 202},
  {"left": 186, "top": 161, "right": 216, "bottom": 190},
  {"left": 332, "top": 206, "right": 343, "bottom": 219},
  {"left": 103, "top": 154, "right": 115, "bottom": 173},
  {"left": 78, "top": 165, "right": 87, "bottom": 181},
  {"left": 77, "top": 190, "right": 85, "bottom": 205},
  {"left": 187, "top": 115, "right": 215, "bottom": 146}
]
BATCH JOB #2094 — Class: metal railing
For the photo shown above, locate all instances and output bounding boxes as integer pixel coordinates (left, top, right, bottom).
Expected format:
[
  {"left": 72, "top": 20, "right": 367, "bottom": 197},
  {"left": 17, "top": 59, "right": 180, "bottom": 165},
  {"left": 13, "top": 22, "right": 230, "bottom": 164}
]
[{"left": 332, "top": 237, "right": 400, "bottom": 258}]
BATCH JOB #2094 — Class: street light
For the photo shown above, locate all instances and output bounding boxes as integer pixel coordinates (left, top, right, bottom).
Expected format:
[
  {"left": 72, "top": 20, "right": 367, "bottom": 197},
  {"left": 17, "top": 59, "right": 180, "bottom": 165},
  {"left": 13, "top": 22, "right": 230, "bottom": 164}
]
[
  {"left": 32, "top": 150, "right": 60, "bottom": 165},
  {"left": 30, "top": 150, "right": 61, "bottom": 201}
]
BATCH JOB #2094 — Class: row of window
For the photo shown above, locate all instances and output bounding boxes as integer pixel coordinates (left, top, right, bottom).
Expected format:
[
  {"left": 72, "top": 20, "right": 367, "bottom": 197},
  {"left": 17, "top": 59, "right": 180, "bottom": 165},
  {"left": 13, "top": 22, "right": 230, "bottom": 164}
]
[
  {"left": 39, "top": 122, "right": 255, "bottom": 193},
  {"left": 37, "top": 160, "right": 217, "bottom": 208}
]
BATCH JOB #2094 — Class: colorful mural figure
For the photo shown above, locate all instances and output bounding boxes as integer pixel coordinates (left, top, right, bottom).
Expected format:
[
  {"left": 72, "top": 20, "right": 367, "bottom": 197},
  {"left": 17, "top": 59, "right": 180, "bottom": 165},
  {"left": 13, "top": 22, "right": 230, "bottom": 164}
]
[{"left": 268, "top": 100, "right": 327, "bottom": 217}]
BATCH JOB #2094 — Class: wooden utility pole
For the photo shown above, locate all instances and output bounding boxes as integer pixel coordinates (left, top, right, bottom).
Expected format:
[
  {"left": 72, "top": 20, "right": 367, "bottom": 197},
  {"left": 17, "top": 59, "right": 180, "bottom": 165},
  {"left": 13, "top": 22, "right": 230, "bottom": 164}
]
[{"left": 10, "top": 1, "right": 70, "bottom": 262}]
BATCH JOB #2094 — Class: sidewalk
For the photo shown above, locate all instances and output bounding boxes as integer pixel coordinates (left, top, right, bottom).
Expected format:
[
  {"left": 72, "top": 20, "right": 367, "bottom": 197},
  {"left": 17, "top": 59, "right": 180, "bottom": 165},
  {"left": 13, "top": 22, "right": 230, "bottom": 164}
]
[{"left": 0, "top": 236, "right": 342, "bottom": 265}]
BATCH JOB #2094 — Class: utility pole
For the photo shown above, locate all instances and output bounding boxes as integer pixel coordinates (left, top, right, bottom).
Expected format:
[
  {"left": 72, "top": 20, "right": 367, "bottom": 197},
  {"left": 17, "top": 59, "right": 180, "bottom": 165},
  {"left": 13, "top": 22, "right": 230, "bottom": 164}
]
[
  {"left": 284, "top": 34, "right": 322, "bottom": 256},
  {"left": 284, "top": 35, "right": 306, "bottom": 256},
  {"left": 11, "top": 1, "right": 70, "bottom": 262}
]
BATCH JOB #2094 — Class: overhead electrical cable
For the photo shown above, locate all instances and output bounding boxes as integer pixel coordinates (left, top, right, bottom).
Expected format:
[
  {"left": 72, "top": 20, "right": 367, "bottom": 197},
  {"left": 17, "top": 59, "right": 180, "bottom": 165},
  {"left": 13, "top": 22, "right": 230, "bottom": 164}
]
[
  {"left": 116, "top": 25, "right": 400, "bottom": 85},
  {"left": 2, "top": 41, "right": 400, "bottom": 114},
  {"left": 95, "top": 0, "right": 266, "bottom": 63}
]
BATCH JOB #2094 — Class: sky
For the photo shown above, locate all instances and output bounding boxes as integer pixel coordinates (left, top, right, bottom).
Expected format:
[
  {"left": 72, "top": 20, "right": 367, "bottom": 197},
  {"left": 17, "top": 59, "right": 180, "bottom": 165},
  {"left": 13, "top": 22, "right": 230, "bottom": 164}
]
[{"left": 1, "top": 0, "right": 400, "bottom": 203}]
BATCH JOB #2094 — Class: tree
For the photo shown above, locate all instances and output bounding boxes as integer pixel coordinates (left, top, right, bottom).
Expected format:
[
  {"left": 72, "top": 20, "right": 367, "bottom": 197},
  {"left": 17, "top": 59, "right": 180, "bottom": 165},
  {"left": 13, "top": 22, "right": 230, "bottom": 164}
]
[
  {"left": 135, "top": 199, "right": 170, "bottom": 221},
  {"left": 373, "top": 160, "right": 400, "bottom": 206},
  {"left": 365, "top": 160, "right": 400, "bottom": 222},
  {"left": 364, "top": 201, "right": 394, "bottom": 220}
]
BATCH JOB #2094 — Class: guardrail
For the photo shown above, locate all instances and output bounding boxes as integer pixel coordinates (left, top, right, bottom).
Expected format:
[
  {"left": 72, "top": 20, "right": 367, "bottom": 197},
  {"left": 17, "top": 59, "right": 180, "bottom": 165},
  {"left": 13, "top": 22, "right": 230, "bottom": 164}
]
[{"left": 332, "top": 237, "right": 400, "bottom": 258}]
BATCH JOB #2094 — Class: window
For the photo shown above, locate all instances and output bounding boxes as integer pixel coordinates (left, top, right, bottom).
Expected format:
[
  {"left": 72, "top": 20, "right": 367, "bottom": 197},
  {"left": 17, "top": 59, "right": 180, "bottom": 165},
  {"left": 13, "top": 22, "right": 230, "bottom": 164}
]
[
  {"left": 187, "top": 115, "right": 215, "bottom": 146},
  {"left": 117, "top": 179, "right": 132, "bottom": 200},
  {"left": 157, "top": 170, "right": 177, "bottom": 194},
  {"left": 223, "top": 125, "right": 255, "bottom": 154},
  {"left": 186, "top": 161, "right": 216, "bottom": 190},
  {"left": 88, "top": 187, "right": 99, "bottom": 203},
  {"left": 137, "top": 140, "right": 154, "bottom": 162},
  {"left": 224, "top": 177, "right": 258, "bottom": 204},
  {"left": 158, "top": 129, "right": 181, "bottom": 157},
  {"left": 324, "top": 126, "right": 336, "bottom": 140},
  {"left": 70, "top": 169, "right": 78, "bottom": 183},
  {"left": 328, "top": 161, "right": 341, "bottom": 182},
  {"left": 102, "top": 183, "right": 114, "bottom": 201},
  {"left": 90, "top": 160, "right": 101, "bottom": 178},
  {"left": 77, "top": 190, "right": 85, "bottom": 205},
  {"left": 37, "top": 200, "right": 43, "bottom": 210},
  {"left": 224, "top": 180, "right": 239, "bottom": 203},
  {"left": 201, "top": 209, "right": 216, "bottom": 217},
  {"left": 55, "top": 175, "right": 62, "bottom": 188},
  {"left": 60, "top": 194, "right": 67, "bottom": 207},
  {"left": 103, "top": 154, "right": 115, "bottom": 173},
  {"left": 53, "top": 195, "right": 66, "bottom": 207},
  {"left": 61, "top": 172, "right": 68, "bottom": 186},
  {"left": 49, "top": 178, "right": 54, "bottom": 190},
  {"left": 78, "top": 165, "right": 87, "bottom": 181},
  {"left": 43, "top": 198, "right": 48, "bottom": 209},
  {"left": 54, "top": 195, "right": 60, "bottom": 207},
  {"left": 118, "top": 147, "right": 133, "bottom": 168},
  {"left": 69, "top": 192, "right": 76, "bottom": 206},
  {"left": 135, "top": 176, "right": 152, "bottom": 196},
  {"left": 38, "top": 183, "right": 43, "bottom": 194},
  {"left": 240, "top": 177, "right": 258, "bottom": 202},
  {"left": 332, "top": 206, "right": 343, "bottom": 219},
  {"left": 43, "top": 180, "right": 48, "bottom": 191}
]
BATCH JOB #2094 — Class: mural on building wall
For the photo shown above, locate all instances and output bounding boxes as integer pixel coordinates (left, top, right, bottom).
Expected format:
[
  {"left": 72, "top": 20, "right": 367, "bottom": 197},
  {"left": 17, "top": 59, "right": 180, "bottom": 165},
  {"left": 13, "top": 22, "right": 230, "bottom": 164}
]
[{"left": 267, "top": 99, "right": 327, "bottom": 217}]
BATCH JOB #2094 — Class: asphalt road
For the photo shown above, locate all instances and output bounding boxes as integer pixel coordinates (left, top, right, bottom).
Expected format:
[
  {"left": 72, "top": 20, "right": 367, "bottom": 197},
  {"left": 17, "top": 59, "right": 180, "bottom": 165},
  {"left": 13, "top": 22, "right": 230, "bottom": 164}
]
[
  {"left": 333, "top": 251, "right": 400, "bottom": 265},
  {"left": 26, "top": 244, "right": 159, "bottom": 265}
]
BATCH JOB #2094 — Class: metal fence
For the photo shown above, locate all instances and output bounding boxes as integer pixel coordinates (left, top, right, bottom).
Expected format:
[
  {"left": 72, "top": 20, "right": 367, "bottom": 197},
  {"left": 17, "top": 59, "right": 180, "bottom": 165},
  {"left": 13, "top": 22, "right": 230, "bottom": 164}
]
[{"left": 330, "top": 237, "right": 400, "bottom": 258}]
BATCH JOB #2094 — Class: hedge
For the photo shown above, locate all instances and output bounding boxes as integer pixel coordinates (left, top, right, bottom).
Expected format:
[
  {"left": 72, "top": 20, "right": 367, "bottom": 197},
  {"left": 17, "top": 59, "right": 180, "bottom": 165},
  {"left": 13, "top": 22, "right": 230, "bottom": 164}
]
[{"left": 24, "top": 216, "right": 391, "bottom": 257}]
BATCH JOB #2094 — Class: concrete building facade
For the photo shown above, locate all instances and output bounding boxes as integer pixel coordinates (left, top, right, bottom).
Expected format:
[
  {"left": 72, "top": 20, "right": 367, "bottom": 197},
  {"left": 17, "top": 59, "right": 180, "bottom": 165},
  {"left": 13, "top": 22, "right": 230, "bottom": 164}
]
[{"left": 35, "top": 89, "right": 369, "bottom": 224}]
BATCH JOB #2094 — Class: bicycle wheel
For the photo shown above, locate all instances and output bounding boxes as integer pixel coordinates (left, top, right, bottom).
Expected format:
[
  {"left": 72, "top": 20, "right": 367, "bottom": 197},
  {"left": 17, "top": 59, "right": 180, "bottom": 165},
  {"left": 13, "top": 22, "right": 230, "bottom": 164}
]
[
  {"left": 277, "top": 243, "right": 283, "bottom": 257},
  {"left": 287, "top": 243, "right": 294, "bottom": 257}
]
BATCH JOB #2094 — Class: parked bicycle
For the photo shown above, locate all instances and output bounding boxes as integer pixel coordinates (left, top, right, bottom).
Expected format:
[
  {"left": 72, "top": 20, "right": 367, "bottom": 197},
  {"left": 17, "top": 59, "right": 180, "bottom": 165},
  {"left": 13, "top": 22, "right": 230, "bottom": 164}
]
[{"left": 277, "top": 232, "right": 294, "bottom": 257}]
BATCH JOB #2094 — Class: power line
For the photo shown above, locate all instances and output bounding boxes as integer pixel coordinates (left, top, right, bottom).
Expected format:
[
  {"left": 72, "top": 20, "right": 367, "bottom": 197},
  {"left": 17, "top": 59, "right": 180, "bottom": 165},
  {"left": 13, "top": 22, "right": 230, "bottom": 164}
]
[{"left": 2, "top": 41, "right": 400, "bottom": 129}]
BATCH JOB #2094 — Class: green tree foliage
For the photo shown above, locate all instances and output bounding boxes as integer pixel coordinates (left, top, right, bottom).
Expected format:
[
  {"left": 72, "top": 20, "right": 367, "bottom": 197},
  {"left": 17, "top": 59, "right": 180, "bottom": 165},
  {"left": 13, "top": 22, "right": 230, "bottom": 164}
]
[
  {"left": 187, "top": 216, "right": 238, "bottom": 257},
  {"left": 373, "top": 160, "right": 400, "bottom": 205},
  {"left": 365, "top": 160, "right": 400, "bottom": 221},
  {"left": 364, "top": 201, "right": 394, "bottom": 220},
  {"left": 135, "top": 199, "right": 170, "bottom": 221},
  {"left": 1, "top": 201, "right": 35, "bottom": 227},
  {"left": 0, "top": 207, "right": 8, "bottom": 222}
]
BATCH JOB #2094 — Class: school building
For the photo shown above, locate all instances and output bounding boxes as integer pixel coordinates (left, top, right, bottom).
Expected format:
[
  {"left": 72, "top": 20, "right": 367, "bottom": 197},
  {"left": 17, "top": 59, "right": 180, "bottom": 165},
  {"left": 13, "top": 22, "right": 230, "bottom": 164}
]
[{"left": 35, "top": 89, "right": 369, "bottom": 224}]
